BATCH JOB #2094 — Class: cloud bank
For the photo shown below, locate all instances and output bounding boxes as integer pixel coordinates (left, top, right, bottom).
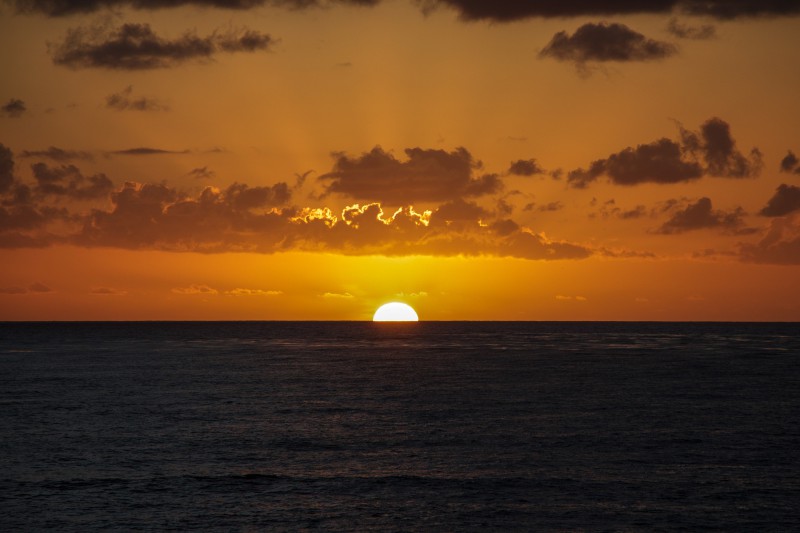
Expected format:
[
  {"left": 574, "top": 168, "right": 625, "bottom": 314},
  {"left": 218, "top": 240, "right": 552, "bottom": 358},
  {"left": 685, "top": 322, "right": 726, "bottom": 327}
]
[
  {"left": 0, "top": 144, "right": 591, "bottom": 260},
  {"left": 50, "top": 23, "right": 274, "bottom": 69}
]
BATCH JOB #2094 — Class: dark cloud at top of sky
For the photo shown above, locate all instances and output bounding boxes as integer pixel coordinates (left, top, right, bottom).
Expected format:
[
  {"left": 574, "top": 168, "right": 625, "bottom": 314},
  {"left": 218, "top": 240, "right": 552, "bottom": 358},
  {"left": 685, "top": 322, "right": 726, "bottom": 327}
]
[
  {"left": 319, "top": 146, "right": 502, "bottom": 204},
  {"left": 1, "top": 98, "right": 27, "bottom": 118},
  {"left": 9, "top": 0, "right": 380, "bottom": 17},
  {"left": 666, "top": 18, "right": 716, "bottom": 39},
  {"left": 420, "top": 0, "right": 800, "bottom": 22},
  {"left": 780, "top": 150, "right": 800, "bottom": 173},
  {"left": 110, "top": 147, "right": 188, "bottom": 155},
  {"left": 680, "top": 0, "right": 800, "bottom": 20},
  {"left": 656, "top": 196, "right": 750, "bottom": 234},
  {"left": 759, "top": 184, "right": 800, "bottom": 217},
  {"left": 106, "top": 85, "right": 167, "bottom": 111},
  {"left": 568, "top": 117, "right": 760, "bottom": 188},
  {"left": 507, "top": 159, "right": 544, "bottom": 176},
  {"left": 50, "top": 23, "right": 273, "bottom": 70},
  {"left": 539, "top": 23, "right": 677, "bottom": 66},
  {"left": 19, "top": 146, "right": 94, "bottom": 162}
]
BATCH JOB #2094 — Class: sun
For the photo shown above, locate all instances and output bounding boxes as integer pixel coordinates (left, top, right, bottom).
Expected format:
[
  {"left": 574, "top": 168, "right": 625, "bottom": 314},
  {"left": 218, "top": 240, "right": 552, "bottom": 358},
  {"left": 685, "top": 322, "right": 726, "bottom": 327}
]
[{"left": 373, "top": 302, "right": 419, "bottom": 322}]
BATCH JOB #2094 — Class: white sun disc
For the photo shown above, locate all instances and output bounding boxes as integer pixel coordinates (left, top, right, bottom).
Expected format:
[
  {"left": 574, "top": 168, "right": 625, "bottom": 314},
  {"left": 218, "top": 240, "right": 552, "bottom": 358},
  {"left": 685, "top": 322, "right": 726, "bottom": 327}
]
[{"left": 373, "top": 302, "right": 419, "bottom": 322}]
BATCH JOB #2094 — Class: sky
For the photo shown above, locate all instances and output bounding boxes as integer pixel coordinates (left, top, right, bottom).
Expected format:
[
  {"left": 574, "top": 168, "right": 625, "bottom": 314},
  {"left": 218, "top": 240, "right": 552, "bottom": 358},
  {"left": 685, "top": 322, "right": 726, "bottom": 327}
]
[{"left": 1, "top": 0, "right": 799, "bottom": 321}]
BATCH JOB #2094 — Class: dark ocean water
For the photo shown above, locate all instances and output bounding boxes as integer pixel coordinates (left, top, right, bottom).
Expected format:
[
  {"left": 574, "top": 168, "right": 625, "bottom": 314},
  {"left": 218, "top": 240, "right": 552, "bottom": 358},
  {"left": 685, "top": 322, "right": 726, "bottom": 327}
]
[{"left": 1, "top": 321, "right": 799, "bottom": 531}]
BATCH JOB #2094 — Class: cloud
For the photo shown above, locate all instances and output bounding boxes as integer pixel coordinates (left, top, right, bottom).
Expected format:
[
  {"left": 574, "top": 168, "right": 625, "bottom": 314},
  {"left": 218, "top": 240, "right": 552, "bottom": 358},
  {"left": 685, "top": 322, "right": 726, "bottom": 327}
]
[
  {"left": 106, "top": 86, "right": 168, "bottom": 111},
  {"left": 31, "top": 162, "right": 114, "bottom": 199},
  {"left": 111, "top": 147, "right": 188, "bottom": 155},
  {"left": 0, "top": 282, "right": 52, "bottom": 294},
  {"left": 429, "top": 198, "right": 487, "bottom": 225},
  {"left": 420, "top": 1, "right": 800, "bottom": 22},
  {"left": 1, "top": 98, "right": 27, "bottom": 118},
  {"left": 759, "top": 184, "right": 800, "bottom": 217},
  {"left": 50, "top": 23, "right": 274, "bottom": 70},
  {"left": 679, "top": 117, "right": 762, "bottom": 178},
  {"left": 666, "top": 18, "right": 716, "bottom": 39},
  {"left": 19, "top": 146, "right": 93, "bottom": 162},
  {"left": 29, "top": 281, "right": 53, "bottom": 292},
  {"left": 319, "top": 146, "right": 502, "bottom": 204},
  {"left": 568, "top": 117, "right": 760, "bottom": 188},
  {"left": 656, "top": 197, "right": 751, "bottom": 234},
  {"left": 188, "top": 166, "right": 215, "bottom": 179},
  {"left": 226, "top": 288, "right": 282, "bottom": 296},
  {"left": 321, "top": 291, "right": 355, "bottom": 299},
  {"left": 568, "top": 138, "right": 703, "bottom": 188},
  {"left": 0, "top": 286, "right": 28, "bottom": 294},
  {"left": 0, "top": 145, "right": 591, "bottom": 261},
  {"left": 556, "top": 294, "right": 587, "bottom": 301},
  {"left": 0, "top": 144, "right": 14, "bottom": 193},
  {"left": 507, "top": 159, "right": 544, "bottom": 176},
  {"left": 740, "top": 213, "right": 800, "bottom": 265},
  {"left": 90, "top": 287, "right": 127, "bottom": 295},
  {"left": 10, "top": 0, "right": 381, "bottom": 17},
  {"left": 680, "top": 1, "right": 800, "bottom": 19},
  {"left": 539, "top": 23, "right": 677, "bottom": 71},
  {"left": 172, "top": 284, "right": 218, "bottom": 295},
  {"left": 780, "top": 150, "right": 800, "bottom": 173}
]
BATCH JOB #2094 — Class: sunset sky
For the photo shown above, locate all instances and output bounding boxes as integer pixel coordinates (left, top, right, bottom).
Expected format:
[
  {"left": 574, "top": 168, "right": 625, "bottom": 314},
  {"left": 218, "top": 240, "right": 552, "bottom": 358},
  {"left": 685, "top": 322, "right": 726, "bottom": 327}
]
[{"left": 1, "top": 0, "right": 799, "bottom": 320}]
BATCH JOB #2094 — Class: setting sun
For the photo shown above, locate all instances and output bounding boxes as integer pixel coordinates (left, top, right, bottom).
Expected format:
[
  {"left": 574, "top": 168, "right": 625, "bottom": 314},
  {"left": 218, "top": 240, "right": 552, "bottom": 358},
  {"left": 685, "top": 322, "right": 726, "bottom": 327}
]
[{"left": 373, "top": 302, "right": 419, "bottom": 322}]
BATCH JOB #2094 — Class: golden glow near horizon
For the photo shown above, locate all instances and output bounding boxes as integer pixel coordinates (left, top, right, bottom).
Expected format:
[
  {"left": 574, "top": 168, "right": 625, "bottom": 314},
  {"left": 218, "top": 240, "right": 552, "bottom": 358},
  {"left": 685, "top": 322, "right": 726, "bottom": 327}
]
[{"left": 0, "top": 2, "right": 799, "bottom": 320}]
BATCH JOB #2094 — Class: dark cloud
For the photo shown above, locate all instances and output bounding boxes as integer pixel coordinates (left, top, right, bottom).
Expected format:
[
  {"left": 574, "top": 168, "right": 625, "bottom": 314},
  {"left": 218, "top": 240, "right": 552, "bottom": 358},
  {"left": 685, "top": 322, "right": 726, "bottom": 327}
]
[
  {"left": 111, "top": 147, "right": 188, "bottom": 155},
  {"left": 50, "top": 23, "right": 274, "bottom": 70},
  {"left": 540, "top": 23, "right": 677, "bottom": 68},
  {"left": 224, "top": 182, "right": 291, "bottom": 210},
  {"left": 429, "top": 198, "right": 488, "bottom": 226},
  {"left": 0, "top": 143, "right": 590, "bottom": 260},
  {"left": 656, "top": 197, "right": 750, "bottom": 234},
  {"left": 319, "top": 146, "right": 502, "bottom": 204},
  {"left": 31, "top": 162, "right": 114, "bottom": 199},
  {"left": 420, "top": 1, "right": 800, "bottom": 22},
  {"left": 739, "top": 214, "right": 800, "bottom": 265},
  {"left": 680, "top": 1, "right": 800, "bottom": 19},
  {"left": 188, "top": 166, "right": 215, "bottom": 179},
  {"left": 19, "top": 146, "right": 93, "bottom": 162},
  {"left": 759, "top": 184, "right": 800, "bottom": 217},
  {"left": 72, "top": 183, "right": 590, "bottom": 260},
  {"left": 10, "top": 0, "right": 380, "bottom": 17},
  {"left": 508, "top": 158, "right": 544, "bottom": 176},
  {"left": 680, "top": 117, "right": 762, "bottom": 177},
  {"left": 568, "top": 117, "right": 760, "bottom": 188},
  {"left": 0, "top": 144, "right": 15, "bottom": 193},
  {"left": 1, "top": 98, "right": 27, "bottom": 118},
  {"left": 780, "top": 150, "right": 800, "bottom": 173},
  {"left": 106, "top": 86, "right": 167, "bottom": 111},
  {"left": 666, "top": 18, "right": 716, "bottom": 39},
  {"left": 592, "top": 199, "right": 649, "bottom": 220},
  {"left": 568, "top": 138, "right": 703, "bottom": 188}
]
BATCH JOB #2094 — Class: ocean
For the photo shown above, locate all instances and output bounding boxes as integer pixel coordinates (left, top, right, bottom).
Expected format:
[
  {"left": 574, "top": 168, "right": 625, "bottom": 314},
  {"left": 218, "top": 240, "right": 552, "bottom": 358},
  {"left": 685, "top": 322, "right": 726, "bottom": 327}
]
[{"left": 1, "top": 321, "right": 798, "bottom": 531}]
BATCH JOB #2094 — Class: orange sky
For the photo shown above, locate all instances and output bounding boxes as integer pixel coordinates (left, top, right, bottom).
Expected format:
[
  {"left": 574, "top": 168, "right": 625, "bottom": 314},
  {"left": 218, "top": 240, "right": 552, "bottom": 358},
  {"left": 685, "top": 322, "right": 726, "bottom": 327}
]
[{"left": 1, "top": 0, "right": 799, "bottom": 320}]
